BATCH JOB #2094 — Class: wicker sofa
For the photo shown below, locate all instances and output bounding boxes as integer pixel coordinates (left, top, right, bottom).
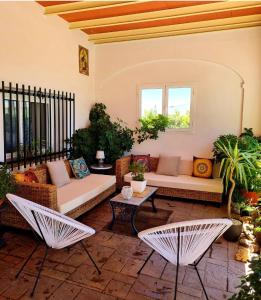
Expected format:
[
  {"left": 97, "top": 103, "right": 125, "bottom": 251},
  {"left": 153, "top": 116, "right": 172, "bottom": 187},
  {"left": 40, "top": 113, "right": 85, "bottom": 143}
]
[
  {"left": 2, "top": 161, "right": 116, "bottom": 229},
  {"left": 116, "top": 156, "right": 223, "bottom": 204}
]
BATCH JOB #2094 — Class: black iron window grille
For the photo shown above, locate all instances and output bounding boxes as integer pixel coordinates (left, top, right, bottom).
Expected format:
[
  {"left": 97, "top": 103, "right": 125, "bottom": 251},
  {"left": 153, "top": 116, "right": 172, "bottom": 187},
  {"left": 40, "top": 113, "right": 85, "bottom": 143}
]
[{"left": 0, "top": 81, "right": 75, "bottom": 170}]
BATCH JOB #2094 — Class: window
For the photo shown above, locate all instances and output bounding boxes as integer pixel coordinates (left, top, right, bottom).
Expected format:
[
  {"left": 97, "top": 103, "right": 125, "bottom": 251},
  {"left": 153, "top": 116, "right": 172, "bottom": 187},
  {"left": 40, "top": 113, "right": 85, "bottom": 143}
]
[{"left": 140, "top": 85, "right": 193, "bottom": 130}]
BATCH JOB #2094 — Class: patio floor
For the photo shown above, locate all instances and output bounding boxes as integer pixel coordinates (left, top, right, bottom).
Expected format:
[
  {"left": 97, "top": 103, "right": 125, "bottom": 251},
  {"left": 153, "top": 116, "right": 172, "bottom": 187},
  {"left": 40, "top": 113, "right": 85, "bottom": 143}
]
[{"left": 0, "top": 198, "right": 247, "bottom": 300}]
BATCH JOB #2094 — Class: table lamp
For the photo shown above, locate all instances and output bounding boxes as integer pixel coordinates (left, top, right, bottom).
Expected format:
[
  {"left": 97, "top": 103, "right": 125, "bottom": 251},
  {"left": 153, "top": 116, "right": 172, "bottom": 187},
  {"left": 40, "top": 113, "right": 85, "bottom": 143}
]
[{"left": 96, "top": 150, "right": 105, "bottom": 166}]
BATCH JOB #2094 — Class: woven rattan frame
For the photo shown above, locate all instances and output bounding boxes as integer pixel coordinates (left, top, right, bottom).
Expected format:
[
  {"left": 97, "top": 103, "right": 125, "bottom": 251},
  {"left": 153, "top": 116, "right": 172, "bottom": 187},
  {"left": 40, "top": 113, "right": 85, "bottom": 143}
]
[
  {"left": 2, "top": 163, "right": 116, "bottom": 229},
  {"left": 116, "top": 156, "right": 222, "bottom": 204}
]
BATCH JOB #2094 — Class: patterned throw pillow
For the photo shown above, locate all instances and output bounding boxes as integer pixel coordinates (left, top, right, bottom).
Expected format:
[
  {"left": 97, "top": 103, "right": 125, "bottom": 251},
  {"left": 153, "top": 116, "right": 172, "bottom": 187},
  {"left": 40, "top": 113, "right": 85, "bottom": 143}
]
[
  {"left": 69, "top": 157, "right": 90, "bottom": 179},
  {"left": 193, "top": 157, "right": 213, "bottom": 179},
  {"left": 131, "top": 154, "right": 151, "bottom": 172}
]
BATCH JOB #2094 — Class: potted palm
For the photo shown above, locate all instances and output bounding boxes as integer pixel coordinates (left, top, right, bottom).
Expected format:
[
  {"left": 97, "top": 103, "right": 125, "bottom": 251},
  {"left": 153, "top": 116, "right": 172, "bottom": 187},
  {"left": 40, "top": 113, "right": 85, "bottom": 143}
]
[
  {"left": 129, "top": 162, "right": 147, "bottom": 193},
  {"left": 0, "top": 164, "right": 15, "bottom": 206},
  {"left": 215, "top": 141, "right": 260, "bottom": 242}
]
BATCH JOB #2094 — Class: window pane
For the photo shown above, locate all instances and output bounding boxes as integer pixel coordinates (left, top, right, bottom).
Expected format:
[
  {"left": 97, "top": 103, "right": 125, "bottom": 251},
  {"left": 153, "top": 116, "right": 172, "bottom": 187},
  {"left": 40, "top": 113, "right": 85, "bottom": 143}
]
[
  {"left": 141, "top": 88, "right": 163, "bottom": 117},
  {"left": 168, "top": 87, "right": 191, "bottom": 128}
]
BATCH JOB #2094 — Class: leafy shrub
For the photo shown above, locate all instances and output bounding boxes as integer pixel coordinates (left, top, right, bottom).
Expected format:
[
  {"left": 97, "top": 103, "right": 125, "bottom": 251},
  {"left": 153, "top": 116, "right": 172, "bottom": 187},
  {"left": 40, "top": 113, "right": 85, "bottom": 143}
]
[
  {"left": 230, "top": 256, "right": 261, "bottom": 300},
  {"left": 0, "top": 164, "right": 15, "bottom": 200},
  {"left": 72, "top": 103, "right": 134, "bottom": 165}
]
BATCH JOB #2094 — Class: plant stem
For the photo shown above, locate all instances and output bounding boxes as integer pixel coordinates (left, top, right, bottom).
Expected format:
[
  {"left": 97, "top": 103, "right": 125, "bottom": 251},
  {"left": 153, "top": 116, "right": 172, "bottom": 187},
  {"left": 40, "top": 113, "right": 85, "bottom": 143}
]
[{"left": 228, "top": 167, "right": 235, "bottom": 218}]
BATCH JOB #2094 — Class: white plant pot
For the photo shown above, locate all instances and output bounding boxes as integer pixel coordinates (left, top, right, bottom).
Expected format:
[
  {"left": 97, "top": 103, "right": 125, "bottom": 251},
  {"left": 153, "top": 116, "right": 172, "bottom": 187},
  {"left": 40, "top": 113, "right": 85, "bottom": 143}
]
[{"left": 131, "top": 180, "right": 147, "bottom": 193}]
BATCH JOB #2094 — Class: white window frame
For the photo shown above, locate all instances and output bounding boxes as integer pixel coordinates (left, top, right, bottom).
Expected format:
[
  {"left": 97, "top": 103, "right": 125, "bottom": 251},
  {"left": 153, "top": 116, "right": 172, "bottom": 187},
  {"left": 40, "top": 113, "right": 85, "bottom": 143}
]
[{"left": 138, "top": 83, "right": 195, "bottom": 132}]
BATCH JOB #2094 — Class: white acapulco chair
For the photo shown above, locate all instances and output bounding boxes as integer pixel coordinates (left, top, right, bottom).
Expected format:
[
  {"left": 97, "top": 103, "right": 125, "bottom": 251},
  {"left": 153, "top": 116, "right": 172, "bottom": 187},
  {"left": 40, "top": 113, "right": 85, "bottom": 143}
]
[
  {"left": 6, "top": 194, "right": 101, "bottom": 297},
  {"left": 138, "top": 218, "right": 232, "bottom": 300}
]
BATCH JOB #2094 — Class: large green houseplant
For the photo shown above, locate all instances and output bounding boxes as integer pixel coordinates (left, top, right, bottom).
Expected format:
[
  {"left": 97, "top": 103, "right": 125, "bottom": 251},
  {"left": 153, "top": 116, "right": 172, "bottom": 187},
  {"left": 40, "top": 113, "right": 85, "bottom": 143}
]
[
  {"left": 215, "top": 140, "right": 259, "bottom": 218},
  {"left": 72, "top": 103, "right": 170, "bottom": 165}
]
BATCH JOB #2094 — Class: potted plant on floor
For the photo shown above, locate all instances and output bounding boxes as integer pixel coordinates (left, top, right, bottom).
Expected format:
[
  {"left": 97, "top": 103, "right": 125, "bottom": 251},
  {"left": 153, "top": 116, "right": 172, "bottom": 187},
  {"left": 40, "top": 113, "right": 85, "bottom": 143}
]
[
  {"left": 214, "top": 140, "right": 260, "bottom": 242},
  {"left": 0, "top": 164, "right": 15, "bottom": 207},
  {"left": 0, "top": 164, "right": 15, "bottom": 248},
  {"left": 129, "top": 162, "right": 147, "bottom": 193}
]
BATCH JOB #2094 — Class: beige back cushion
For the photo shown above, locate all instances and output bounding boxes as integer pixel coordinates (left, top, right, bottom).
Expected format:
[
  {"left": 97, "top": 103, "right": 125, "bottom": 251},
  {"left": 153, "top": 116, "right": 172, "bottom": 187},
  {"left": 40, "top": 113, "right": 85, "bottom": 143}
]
[
  {"left": 179, "top": 160, "right": 193, "bottom": 176},
  {"left": 156, "top": 155, "right": 181, "bottom": 176},
  {"left": 47, "top": 160, "right": 71, "bottom": 187}
]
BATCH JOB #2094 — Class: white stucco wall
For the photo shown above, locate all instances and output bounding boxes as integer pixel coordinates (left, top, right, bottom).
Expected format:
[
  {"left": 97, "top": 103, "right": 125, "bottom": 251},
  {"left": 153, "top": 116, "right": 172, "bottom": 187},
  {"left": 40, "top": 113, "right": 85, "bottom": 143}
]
[
  {"left": 95, "top": 27, "right": 261, "bottom": 158},
  {"left": 0, "top": 1, "right": 96, "bottom": 161}
]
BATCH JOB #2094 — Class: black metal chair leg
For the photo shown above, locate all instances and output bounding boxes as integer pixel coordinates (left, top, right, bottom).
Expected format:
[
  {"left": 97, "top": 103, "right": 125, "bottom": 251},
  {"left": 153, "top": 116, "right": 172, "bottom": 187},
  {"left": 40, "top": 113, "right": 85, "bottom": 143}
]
[
  {"left": 174, "top": 228, "right": 181, "bottom": 300},
  {"left": 30, "top": 246, "right": 48, "bottom": 297},
  {"left": 174, "top": 261, "right": 179, "bottom": 300},
  {"left": 80, "top": 242, "right": 101, "bottom": 275},
  {"left": 137, "top": 249, "right": 154, "bottom": 275},
  {"left": 194, "top": 265, "right": 209, "bottom": 300},
  {"left": 15, "top": 243, "right": 39, "bottom": 279}
]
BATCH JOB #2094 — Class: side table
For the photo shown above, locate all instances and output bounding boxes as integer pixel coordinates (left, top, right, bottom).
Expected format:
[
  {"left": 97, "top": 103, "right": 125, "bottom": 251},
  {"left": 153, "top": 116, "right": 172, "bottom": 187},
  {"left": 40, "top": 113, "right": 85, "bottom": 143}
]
[
  {"left": 90, "top": 164, "right": 113, "bottom": 175},
  {"left": 0, "top": 201, "right": 8, "bottom": 248}
]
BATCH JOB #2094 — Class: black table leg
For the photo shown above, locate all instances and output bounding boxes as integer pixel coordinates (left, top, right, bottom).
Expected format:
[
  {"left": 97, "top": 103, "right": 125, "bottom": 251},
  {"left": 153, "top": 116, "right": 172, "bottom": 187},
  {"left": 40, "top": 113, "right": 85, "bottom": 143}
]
[
  {"left": 130, "top": 206, "right": 138, "bottom": 235},
  {"left": 108, "top": 202, "right": 116, "bottom": 230},
  {"left": 151, "top": 193, "right": 157, "bottom": 213}
]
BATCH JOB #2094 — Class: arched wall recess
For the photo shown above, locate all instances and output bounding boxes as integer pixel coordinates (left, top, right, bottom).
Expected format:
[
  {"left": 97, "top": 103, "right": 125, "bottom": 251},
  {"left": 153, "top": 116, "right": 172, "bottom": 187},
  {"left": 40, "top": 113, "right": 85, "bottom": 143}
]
[{"left": 97, "top": 58, "right": 245, "bottom": 132}]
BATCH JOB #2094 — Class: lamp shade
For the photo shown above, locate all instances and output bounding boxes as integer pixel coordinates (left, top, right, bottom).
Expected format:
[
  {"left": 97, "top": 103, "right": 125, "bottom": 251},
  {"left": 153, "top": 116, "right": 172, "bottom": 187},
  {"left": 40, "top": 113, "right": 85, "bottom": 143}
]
[{"left": 96, "top": 150, "right": 105, "bottom": 159}]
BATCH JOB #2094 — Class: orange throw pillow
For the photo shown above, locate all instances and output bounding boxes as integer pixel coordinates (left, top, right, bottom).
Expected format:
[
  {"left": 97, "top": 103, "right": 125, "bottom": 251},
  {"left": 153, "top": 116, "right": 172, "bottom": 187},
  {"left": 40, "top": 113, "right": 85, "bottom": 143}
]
[
  {"left": 193, "top": 157, "right": 213, "bottom": 179},
  {"left": 24, "top": 170, "right": 39, "bottom": 183}
]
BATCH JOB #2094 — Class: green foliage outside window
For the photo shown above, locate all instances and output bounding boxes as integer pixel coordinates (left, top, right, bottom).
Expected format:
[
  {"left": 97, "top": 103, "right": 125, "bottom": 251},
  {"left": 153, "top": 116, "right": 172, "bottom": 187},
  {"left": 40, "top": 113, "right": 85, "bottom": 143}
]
[{"left": 168, "top": 111, "right": 190, "bottom": 129}]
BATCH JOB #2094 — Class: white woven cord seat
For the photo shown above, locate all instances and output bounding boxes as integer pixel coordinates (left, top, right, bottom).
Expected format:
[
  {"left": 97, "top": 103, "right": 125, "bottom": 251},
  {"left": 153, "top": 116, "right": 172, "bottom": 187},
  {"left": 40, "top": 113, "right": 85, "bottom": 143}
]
[
  {"left": 6, "top": 193, "right": 101, "bottom": 297},
  {"left": 138, "top": 218, "right": 232, "bottom": 300}
]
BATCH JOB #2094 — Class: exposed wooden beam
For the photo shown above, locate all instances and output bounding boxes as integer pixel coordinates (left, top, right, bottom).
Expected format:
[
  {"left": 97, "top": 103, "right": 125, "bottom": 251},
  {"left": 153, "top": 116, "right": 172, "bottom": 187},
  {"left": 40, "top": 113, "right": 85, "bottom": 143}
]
[
  {"left": 92, "top": 21, "right": 261, "bottom": 43},
  {"left": 88, "top": 14, "right": 261, "bottom": 43},
  {"left": 44, "top": 1, "right": 136, "bottom": 15},
  {"left": 69, "top": 1, "right": 261, "bottom": 29}
]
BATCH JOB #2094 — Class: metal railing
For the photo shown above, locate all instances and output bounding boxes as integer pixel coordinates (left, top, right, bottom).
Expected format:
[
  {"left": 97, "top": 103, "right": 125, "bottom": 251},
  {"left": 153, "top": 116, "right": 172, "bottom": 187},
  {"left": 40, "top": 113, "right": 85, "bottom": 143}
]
[{"left": 0, "top": 81, "right": 75, "bottom": 170}]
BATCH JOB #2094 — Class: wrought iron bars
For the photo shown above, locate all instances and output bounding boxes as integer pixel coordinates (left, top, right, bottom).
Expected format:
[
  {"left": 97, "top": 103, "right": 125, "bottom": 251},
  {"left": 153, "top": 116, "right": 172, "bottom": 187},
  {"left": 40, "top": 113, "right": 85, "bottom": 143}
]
[{"left": 0, "top": 81, "right": 75, "bottom": 170}]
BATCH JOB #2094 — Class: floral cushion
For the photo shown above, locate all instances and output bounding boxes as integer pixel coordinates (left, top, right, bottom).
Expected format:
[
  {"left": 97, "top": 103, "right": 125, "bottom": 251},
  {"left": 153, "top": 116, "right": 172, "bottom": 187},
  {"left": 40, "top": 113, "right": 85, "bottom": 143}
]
[
  {"left": 131, "top": 154, "right": 151, "bottom": 172},
  {"left": 69, "top": 157, "right": 90, "bottom": 179}
]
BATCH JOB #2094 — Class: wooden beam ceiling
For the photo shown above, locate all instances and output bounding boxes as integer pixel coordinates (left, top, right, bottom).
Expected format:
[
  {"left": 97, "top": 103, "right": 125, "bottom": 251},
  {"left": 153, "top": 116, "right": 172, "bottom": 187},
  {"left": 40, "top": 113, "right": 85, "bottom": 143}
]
[{"left": 37, "top": 1, "right": 261, "bottom": 44}]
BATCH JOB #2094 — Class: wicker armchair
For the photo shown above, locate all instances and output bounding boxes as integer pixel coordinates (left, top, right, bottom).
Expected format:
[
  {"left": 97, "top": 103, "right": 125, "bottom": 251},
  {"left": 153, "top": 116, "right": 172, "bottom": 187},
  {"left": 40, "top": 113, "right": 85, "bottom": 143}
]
[
  {"left": 2, "top": 162, "right": 116, "bottom": 229},
  {"left": 115, "top": 156, "right": 222, "bottom": 203}
]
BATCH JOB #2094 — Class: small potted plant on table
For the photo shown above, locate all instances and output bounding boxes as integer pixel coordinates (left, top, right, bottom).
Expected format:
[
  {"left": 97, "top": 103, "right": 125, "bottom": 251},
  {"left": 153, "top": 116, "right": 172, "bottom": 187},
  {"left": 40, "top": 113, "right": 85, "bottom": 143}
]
[{"left": 129, "top": 162, "right": 147, "bottom": 193}]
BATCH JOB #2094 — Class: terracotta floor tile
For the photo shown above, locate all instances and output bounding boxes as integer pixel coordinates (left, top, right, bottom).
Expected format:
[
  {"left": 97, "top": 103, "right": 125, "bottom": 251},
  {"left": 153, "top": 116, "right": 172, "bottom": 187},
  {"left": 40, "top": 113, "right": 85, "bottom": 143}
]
[
  {"left": 121, "top": 258, "right": 145, "bottom": 277},
  {"left": 161, "top": 263, "right": 185, "bottom": 283},
  {"left": 131, "top": 274, "right": 173, "bottom": 299},
  {"left": 205, "top": 263, "right": 227, "bottom": 291},
  {"left": 102, "top": 253, "right": 129, "bottom": 273},
  {"left": 69, "top": 265, "right": 114, "bottom": 291},
  {"left": 140, "top": 252, "right": 167, "bottom": 278},
  {"left": 104, "top": 279, "right": 132, "bottom": 298},
  {"left": 48, "top": 282, "right": 81, "bottom": 300},
  {"left": 74, "top": 288, "right": 116, "bottom": 300}
]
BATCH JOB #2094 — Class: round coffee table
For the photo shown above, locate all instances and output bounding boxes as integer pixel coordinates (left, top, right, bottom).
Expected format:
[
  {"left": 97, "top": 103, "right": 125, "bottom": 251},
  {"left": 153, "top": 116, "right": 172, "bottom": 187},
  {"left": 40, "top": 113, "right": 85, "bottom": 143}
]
[{"left": 90, "top": 164, "right": 113, "bottom": 174}]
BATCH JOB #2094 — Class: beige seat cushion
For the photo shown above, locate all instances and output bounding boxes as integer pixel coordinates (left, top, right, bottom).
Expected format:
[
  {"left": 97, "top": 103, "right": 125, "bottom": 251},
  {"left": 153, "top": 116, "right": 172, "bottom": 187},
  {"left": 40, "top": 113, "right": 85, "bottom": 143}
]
[
  {"left": 57, "top": 174, "right": 116, "bottom": 214},
  {"left": 47, "top": 160, "right": 70, "bottom": 187},
  {"left": 124, "top": 172, "right": 223, "bottom": 194},
  {"left": 156, "top": 155, "right": 180, "bottom": 176}
]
